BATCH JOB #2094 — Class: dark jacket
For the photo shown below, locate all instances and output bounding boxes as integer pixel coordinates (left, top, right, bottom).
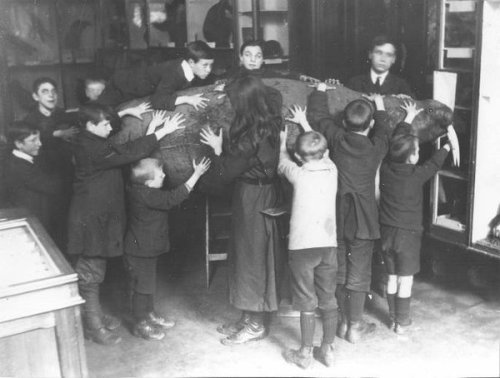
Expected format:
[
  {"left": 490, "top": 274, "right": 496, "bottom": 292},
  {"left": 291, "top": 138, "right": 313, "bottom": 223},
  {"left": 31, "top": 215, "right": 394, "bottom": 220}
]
[
  {"left": 124, "top": 183, "right": 189, "bottom": 257},
  {"left": 23, "top": 108, "right": 77, "bottom": 175},
  {"left": 347, "top": 72, "right": 414, "bottom": 98},
  {"left": 307, "top": 90, "right": 392, "bottom": 240},
  {"left": 149, "top": 59, "right": 192, "bottom": 110},
  {"left": 5, "top": 154, "right": 62, "bottom": 232},
  {"left": 380, "top": 146, "right": 449, "bottom": 231},
  {"left": 67, "top": 131, "right": 158, "bottom": 257}
]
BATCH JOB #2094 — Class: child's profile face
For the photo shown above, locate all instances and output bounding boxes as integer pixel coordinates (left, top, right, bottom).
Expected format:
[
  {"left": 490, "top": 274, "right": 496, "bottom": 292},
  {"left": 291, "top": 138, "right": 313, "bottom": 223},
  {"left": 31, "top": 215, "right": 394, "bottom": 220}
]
[
  {"left": 33, "top": 82, "right": 58, "bottom": 111},
  {"left": 88, "top": 119, "right": 112, "bottom": 138},
  {"left": 147, "top": 166, "right": 166, "bottom": 188},
  {"left": 240, "top": 46, "right": 263, "bottom": 71},
  {"left": 15, "top": 132, "right": 42, "bottom": 157},
  {"left": 369, "top": 43, "right": 396, "bottom": 74},
  {"left": 189, "top": 58, "right": 214, "bottom": 80}
]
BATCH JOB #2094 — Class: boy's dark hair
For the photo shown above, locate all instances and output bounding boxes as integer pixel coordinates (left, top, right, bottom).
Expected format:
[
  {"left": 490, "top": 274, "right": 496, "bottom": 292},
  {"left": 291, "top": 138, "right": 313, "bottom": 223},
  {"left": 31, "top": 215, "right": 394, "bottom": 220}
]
[
  {"left": 344, "top": 99, "right": 374, "bottom": 132},
  {"left": 185, "top": 41, "right": 214, "bottom": 62},
  {"left": 78, "top": 103, "right": 113, "bottom": 129},
  {"left": 295, "top": 131, "right": 327, "bottom": 161},
  {"left": 239, "top": 40, "right": 263, "bottom": 55},
  {"left": 369, "top": 35, "right": 397, "bottom": 55},
  {"left": 8, "top": 121, "right": 39, "bottom": 144},
  {"left": 389, "top": 134, "right": 419, "bottom": 163},
  {"left": 32, "top": 77, "right": 57, "bottom": 94},
  {"left": 130, "top": 158, "right": 162, "bottom": 185}
]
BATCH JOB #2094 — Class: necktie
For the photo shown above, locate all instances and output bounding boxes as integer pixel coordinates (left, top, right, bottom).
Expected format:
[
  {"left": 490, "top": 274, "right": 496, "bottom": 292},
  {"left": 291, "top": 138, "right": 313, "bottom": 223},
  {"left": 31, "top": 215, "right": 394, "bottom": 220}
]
[{"left": 375, "top": 76, "right": 382, "bottom": 92}]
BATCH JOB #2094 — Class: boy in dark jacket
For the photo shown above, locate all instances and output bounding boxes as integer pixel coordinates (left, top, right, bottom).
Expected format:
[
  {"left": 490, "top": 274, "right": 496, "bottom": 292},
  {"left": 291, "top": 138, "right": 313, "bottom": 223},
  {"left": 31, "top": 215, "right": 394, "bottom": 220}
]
[
  {"left": 5, "top": 122, "right": 62, "bottom": 235},
  {"left": 93, "top": 41, "right": 215, "bottom": 111},
  {"left": 380, "top": 101, "right": 452, "bottom": 334},
  {"left": 68, "top": 104, "right": 185, "bottom": 345},
  {"left": 307, "top": 84, "right": 392, "bottom": 344},
  {"left": 124, "top": 156, "right": 210, "bottom": 340},
  {"left": 347, "top": 35, "right": 414, "bottom": 98}
]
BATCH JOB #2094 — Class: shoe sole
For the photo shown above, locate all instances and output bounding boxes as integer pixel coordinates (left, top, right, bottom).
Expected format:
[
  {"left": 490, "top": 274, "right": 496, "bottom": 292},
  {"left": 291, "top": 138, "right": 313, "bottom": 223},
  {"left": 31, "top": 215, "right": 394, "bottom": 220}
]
[{"left": 220, "top": 333, "right": 266, "bottom": 346}]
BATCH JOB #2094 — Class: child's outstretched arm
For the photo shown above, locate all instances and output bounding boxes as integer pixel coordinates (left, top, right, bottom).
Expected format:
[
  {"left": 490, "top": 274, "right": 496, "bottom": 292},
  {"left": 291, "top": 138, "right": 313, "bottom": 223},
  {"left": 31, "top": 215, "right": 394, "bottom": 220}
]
[
  {"left": 185, "top": 157, "right": 211, "bottom": 192},
  {"left": 400, "top": 100, "right": 423, "bottom": 124},
  {"left": 118, "top": 101, "right": 151, "bottom": 119},
  {"left": 286, "top": 105, "right": 312, "bottom": 132},
  {"left": 277, "top": 125, "right": 299, "bottom": 182},
  {"left": 146, "top": 110, "right": 167, "bottom": 135},
  {"left": 153, "top": 113, "right": 186, "bottom": 140}
]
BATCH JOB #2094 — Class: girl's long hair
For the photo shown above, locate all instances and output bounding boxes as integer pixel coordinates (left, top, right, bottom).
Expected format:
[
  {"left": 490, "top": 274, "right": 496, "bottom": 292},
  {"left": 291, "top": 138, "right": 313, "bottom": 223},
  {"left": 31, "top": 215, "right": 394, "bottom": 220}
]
[{"left": 227, "top": 74, "right": 281, "bottom": 152}]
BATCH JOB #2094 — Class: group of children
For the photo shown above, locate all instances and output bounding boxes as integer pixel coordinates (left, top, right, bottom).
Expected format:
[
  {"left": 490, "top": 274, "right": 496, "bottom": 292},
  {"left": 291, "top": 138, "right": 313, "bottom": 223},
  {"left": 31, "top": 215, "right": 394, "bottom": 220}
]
[{"left": 3, "top": 36, "right": 455, "bottom": 369}]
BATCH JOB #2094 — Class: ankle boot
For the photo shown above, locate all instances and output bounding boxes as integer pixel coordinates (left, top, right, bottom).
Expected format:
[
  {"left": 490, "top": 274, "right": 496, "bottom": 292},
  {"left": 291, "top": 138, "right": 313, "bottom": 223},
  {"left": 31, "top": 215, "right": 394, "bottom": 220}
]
[
  {"left": 313, "top": 342, "right": 334, "bottom": 367},
  {"left": 283, "top": 346, "right": 313, "bottom": 369},
  {"left": 102, "top": 313, "right": 121, "bottom": 331},
  {"left": 133, "top": 319, "right": 165, "bottom": 341},
  {"left": 80, "top": 283, "right": 121, "bottom": 345},
  {"left": 221, "top": 311, "right": 266, "bottom": 345},
  {"left": 217, "top": 311, "right": 251, "bottom": 336},
  {"left": 146, "top": 311, "right": 175, "bottom": 329},
  {"left": 346, "top": 320, "right": 376, "bottom": 344},
  {"left": 336, "top": 309, "right": 348, "bottom": 339}
]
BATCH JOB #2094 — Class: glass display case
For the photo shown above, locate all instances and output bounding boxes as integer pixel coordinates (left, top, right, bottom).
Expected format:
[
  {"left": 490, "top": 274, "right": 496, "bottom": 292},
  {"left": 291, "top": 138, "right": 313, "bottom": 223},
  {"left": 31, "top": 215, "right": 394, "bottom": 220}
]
[
  {"left": 430, "top": 1, "right": 500, "bottom": 257},
  {"left": 234, "top": 0, "right": 289, "bottom": 66},
  {"left": 429, "top": 0, "right": 481, "bottom": 244},
  {"left": 0, "top": 209, "right": 87, "bottom": 378}
]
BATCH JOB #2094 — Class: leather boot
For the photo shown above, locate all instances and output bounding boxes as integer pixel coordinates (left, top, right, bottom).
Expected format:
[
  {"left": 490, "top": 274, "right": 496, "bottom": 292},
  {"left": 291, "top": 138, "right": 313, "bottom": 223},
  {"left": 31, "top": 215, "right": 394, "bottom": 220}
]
[
  {"left": 220, "top": 311, "right": 266, "bottom": 345},
  {"left": 133, "top": 319, "right": 165, "bottom": 341},
  {"left": 346, "top": 320, "right": 376, "bottom": 344},
  {"left": 217, "top": 311, "right": 251, "bottom": 336},
  {"left": 80, "top": 283, "right": 121, "bottom": 345},
  {"left": 146, "top": 311, "right": 175, "bottom": 329},
  {"left": 284, "top": 311, "right": 315, "bottom": 369},
  {"left": 313, "top": 343, "right": 334, "bottom": 367},
  {"left": 283, "top": 346, "right": 313, "bottom": 369},
  {"left": 102, "top": 313, "right": 121, "bottom": 331},
  {"left": 336, "top": 310, "right": 348, "bottom": 339}
]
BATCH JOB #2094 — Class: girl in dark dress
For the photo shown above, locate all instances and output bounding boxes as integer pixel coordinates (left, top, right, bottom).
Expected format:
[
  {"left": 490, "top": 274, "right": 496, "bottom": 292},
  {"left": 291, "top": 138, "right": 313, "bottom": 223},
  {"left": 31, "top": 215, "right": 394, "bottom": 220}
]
[{"left": 200, "top": 74, "right": 284, "bottom": 345}]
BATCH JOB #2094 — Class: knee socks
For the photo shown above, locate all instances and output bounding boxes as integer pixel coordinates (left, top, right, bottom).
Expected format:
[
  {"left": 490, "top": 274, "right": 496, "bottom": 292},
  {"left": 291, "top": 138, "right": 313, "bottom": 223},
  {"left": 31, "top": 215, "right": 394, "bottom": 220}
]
[
  {"left": 386, "top": 293, "right": 396, "bottom": 322},
  {"left": 300, "top": 312, "right": 316, "bottom": 348},
  {"left": 320, "top": 309, "right": 337, "bottom": 345},
  {"left": 335, "top": 285, "right": 347, "bottom": 316},
  {"left": 347, "top": 290, "right": 366, "bottom": 323},
  {"left": 396, "top": 297, "right": 411, "bottom": 325}
]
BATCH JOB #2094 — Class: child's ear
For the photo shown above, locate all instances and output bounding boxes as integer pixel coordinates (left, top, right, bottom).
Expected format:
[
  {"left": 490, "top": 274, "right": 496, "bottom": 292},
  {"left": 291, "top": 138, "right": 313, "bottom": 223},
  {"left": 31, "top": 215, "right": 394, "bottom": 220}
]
[
  {"left": 144, "top": 179, "right": 154, "bottom": 188},
  {"left": 323, "top": 149, "right": 330, "bottom": 159},
  {"left": 14, "top": 140, "right": 23, "bottom": 150},
  {"left": 187, "top": 58, "right": 195, "bottom": 67},
  {"left": 369, "top": 119, "right": 375, "bottom": 129},
  {"left": 85, "top": 120, "right": 94, "bottom": 131},
  {"left": 32, "top": 93, "right": 39, "bottom": 102}
]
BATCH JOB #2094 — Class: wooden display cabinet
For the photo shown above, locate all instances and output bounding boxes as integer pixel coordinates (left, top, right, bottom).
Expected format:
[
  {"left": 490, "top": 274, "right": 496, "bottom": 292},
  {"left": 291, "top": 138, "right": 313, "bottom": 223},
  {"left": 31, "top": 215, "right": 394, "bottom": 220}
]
[
  {"left": 0, "top": 209, "right": 87, "bottom": 378},
  {"left": 429, "top": 0, "right": 500, "bottom": 259}
]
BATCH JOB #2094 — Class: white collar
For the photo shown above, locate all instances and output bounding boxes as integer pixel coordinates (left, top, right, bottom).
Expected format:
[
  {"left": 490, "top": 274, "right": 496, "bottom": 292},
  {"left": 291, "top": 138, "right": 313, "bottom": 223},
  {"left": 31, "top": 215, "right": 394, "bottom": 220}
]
[
  {"left": 38, "top": 104, "right": 53, "bottom": 117},
  {"left": 181, "top": 60, "right": 195, "bottom": 82},
  {"left": 370, "top": 69, "right": 389, "bottom": 85},
  {"left": 12, "top": 149, "right": 35, "bottom": 164}
]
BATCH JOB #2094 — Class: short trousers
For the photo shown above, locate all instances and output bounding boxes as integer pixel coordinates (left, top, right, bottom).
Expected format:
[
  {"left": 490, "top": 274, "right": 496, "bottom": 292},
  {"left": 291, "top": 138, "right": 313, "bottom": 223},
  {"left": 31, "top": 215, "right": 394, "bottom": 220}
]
[{"left": 380, "top": 225, "right": 422, "bottom": 276}]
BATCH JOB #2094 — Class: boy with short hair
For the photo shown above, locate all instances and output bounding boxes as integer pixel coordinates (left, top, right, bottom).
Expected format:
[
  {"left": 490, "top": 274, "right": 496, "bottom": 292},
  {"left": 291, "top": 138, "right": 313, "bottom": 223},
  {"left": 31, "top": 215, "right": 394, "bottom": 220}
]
[
  {"left": 278, "top": 106, "right": 338, "bottom": 369},
  {"left": 125, "top": 156, "right": 210, "bottom": 340},
  {"left": 347, "top": 35, "right": 414, "bottom": 98},
  {"left": 23, "top": 77, "right": 78, "bottom": 249},
  {"left": 307, "top": 84, "right": 392, "bottom": 344},
  {"left": 5, "top": 122, "right": 62, "bottom": 235},
  {"left": 379, "top": 101, "right": 452, "bottom": 334},
  {"left": 92, "top": 41, "right": 215, "bottom": 111}
]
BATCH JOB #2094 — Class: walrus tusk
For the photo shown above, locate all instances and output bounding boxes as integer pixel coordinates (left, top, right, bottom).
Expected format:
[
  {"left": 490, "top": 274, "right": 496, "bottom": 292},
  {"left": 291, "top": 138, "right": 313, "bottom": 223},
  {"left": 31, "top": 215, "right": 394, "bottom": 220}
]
[{"left": 447, "top": 124, "right": 460, "bottom": 167}]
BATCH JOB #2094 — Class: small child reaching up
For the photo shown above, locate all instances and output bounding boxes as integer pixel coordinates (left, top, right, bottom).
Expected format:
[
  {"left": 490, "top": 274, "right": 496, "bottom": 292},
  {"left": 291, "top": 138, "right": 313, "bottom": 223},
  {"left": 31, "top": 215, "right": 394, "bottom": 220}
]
[
  {"left": 279, "top": 106, "right": 338, "bottom": 369},
  {"left": 379, "top": 101, "right": 452, "bottom": 334},
  {"left": 125, "top": 156, "right": 211, "bottom": 340}
]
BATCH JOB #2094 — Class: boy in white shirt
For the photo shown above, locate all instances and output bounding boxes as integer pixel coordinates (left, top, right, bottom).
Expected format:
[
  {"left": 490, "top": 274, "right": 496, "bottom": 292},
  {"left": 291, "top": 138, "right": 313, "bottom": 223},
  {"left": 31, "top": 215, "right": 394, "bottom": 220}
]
[{"left": 278, "top": 106, "right": 338, "bottom": 369}]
